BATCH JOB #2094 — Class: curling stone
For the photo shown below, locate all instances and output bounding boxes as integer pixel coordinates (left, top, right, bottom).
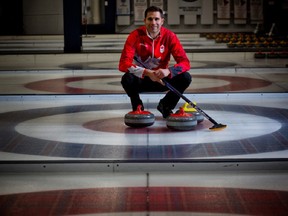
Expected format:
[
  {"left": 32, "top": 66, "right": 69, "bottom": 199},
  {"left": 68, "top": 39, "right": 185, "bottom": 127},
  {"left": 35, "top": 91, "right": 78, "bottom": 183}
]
[
  {"left": 181, "top": 102, "right": 204, "bottom": 123},
  {"left": 166, "top": 107, "right": 197, "bottom": 131},
  {"left": 124, "top": 105, "right": 155, "bottom": 128}
]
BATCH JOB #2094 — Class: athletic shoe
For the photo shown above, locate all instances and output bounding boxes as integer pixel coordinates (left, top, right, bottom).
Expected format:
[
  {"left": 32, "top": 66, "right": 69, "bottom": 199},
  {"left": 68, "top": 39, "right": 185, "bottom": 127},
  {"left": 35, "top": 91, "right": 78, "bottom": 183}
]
[{"left": 157, "top": 102, "right": 173, "bottom": 118}]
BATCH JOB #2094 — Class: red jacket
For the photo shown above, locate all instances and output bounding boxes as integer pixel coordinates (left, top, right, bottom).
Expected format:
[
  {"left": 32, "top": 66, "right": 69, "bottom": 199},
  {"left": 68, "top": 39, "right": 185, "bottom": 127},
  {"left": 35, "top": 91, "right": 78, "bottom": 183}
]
[{"left": 119, "top": 26, "right": 190, "bottom": 78}]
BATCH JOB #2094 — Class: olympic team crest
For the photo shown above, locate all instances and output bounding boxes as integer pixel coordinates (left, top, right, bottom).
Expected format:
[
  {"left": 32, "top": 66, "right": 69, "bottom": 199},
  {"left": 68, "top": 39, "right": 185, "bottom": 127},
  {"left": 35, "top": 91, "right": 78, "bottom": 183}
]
[{"left": 160, "top": 45, "right": 165, "bottom": 53}]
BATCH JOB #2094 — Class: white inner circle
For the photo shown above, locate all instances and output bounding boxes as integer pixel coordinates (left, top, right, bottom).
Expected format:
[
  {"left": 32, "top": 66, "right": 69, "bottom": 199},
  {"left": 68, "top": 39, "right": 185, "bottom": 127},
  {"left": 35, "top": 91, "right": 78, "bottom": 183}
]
[{"left": 15, "top": 109, "right": 281, "bottom": 146}]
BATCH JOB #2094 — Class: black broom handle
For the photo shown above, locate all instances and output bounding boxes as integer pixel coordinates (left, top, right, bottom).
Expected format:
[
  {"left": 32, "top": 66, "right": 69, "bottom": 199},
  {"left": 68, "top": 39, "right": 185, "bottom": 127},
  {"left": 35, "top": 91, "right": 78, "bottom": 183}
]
[
  {"left": 132, "top": 56, "right": 220, "bottom": 125},
  {"left": 161, "top": 79, "right": 219, "bottom": 125}
]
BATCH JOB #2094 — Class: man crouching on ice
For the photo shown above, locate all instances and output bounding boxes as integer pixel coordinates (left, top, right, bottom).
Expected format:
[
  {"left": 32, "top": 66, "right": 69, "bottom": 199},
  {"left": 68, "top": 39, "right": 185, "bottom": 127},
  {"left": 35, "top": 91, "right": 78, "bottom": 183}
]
[{"left": 119, "top": 6, "right": 191, "bottom": 118}]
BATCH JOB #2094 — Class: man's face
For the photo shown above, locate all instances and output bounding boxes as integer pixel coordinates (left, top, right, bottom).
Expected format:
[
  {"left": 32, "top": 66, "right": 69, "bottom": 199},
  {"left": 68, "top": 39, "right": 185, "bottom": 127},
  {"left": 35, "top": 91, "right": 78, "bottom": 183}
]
[{"left": 144, "top": 11, "right": 164, "bottom": 36}]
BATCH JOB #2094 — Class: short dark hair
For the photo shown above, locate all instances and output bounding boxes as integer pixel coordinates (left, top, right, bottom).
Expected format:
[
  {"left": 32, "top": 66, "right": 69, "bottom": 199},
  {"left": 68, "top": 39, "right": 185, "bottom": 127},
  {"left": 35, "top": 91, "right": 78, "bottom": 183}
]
[{"left": 144, "top": 6, "right": 164, "bottom": 18}]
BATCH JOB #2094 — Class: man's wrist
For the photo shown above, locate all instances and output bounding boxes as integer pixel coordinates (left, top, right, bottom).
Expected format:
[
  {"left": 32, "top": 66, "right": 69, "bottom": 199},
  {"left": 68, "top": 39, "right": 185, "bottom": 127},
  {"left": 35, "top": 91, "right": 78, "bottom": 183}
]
[
  {"left": 143, "top": 69, "right": 151, "bottom": 76},
  {"left": 143, "top": 69, "right": 147, "bottom": 76}
]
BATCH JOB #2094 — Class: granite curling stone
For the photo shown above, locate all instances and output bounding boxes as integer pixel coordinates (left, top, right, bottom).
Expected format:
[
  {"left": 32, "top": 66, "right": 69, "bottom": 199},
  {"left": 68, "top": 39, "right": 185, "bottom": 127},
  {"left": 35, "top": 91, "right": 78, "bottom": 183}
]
[
  {"left": 124, "top": 105, "right": 155, "bottom": 127},
  {"left": 166, "top": 107, "right": 197, "bottom": 131},
  {"left": 182, "top": 102, "right": 204, "bottom": 123}
]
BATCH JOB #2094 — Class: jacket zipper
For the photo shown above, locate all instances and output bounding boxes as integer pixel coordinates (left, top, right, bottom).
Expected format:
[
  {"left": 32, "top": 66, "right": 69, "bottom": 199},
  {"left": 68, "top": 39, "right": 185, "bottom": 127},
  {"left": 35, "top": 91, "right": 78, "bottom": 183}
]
[{"left": 152, "top": 39, "right": 154, "bottom": 59}]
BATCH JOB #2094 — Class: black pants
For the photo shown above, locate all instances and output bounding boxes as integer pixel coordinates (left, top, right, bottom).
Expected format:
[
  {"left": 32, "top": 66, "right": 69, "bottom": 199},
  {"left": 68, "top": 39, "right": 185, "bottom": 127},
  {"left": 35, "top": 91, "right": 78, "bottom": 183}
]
[{"left": 121, "top": 72, "right": 192, "bottom": 110}]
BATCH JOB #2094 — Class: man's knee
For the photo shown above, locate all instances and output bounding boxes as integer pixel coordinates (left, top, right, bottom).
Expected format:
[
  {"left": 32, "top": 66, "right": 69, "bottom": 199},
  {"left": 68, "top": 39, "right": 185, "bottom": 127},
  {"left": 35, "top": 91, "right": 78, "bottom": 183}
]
[
  {"left": 121, "top": 73, "right": 135, "bottom": 87},
  {"left": 172, "top": 72, "right": 192, "bottom": 88},
  {"left": 182, "top": 72, "right": 192, "bottom": 86}
]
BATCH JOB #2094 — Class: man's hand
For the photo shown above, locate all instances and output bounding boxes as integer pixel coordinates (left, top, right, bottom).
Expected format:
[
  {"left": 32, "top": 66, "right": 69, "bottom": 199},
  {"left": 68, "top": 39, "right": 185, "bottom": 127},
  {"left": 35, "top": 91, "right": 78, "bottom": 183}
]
[
  {"left": 154, "top": 69, "right": 170, "bottom": 79},
  {"left": 144, "top": 69, "right": 164, "bottom": 85}
]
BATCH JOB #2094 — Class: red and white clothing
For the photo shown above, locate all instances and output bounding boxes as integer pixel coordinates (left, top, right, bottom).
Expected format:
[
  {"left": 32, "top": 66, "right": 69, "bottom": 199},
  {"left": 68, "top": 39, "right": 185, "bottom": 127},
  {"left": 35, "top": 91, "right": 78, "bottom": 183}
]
[{"left": 119, "top": 26, "right": 191, "bottom": 78}]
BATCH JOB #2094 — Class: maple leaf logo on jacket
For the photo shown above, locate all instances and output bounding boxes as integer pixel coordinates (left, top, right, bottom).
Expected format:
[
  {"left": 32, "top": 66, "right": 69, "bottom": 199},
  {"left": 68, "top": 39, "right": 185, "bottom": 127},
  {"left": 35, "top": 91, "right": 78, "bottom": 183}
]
[{"left": 160, "top": 45, "right": 165, "bottom": 53}]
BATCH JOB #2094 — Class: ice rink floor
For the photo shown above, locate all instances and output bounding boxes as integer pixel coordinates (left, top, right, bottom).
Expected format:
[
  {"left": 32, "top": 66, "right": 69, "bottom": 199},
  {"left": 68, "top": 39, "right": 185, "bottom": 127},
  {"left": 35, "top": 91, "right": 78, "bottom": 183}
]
[
  {"left": 0, "top": 34, "right": 288, "bottom": 215},
  {"left": 0, "top": 93, "right": 288, "bottom": 161}
]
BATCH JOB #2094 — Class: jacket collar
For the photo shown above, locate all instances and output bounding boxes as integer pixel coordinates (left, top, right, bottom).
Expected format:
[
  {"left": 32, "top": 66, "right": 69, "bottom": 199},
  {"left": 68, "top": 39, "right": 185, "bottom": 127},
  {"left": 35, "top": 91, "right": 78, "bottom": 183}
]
[{"left": 146, "top": 28, "right": 162, "bottom": 40}]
